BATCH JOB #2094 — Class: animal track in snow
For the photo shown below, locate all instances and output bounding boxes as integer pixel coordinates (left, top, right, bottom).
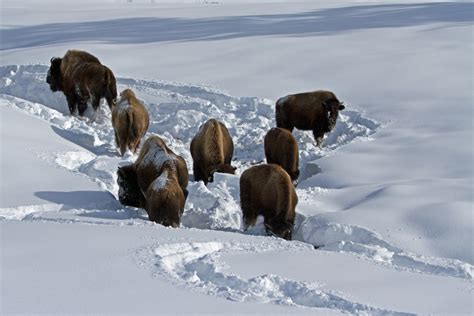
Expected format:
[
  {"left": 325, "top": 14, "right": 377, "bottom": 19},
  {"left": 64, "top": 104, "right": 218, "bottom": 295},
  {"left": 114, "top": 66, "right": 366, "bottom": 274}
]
[{"left": 141, "top": 240, "right": 413, "bottom": 315}]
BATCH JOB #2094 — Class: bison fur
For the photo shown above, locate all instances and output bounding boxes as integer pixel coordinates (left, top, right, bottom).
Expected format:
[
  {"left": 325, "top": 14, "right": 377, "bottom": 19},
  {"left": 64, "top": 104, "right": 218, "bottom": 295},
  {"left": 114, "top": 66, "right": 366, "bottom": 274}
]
[
  {"left": 46, "top": 50, "right": 117, "bottom": 116},
  {"left": 117, "top": 135, "right": 189, "bottom": 227},
  {"left": 190, "top": 119, "right": 235, "bottom": 185},
  {"left": 112, "top": 89, "right": 150, "bottom": 156},
  {"left": 240, "top": 164, "right": 297, "bottom": 240},
  {"left": 264, "top": 127, "right": 299, "bottom": 184},
  {"left": 275, "top": 90, "right": 345, "bottom": 147}
]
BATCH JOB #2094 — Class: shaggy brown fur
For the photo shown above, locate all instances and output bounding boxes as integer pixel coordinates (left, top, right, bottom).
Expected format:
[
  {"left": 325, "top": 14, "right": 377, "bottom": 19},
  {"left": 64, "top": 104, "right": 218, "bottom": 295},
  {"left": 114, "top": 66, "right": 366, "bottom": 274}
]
[
  {"left": 275, "top": 90, "right": 345, "bottom": 147},
  {"left": 190, "top": 119, "right": 235, "bottom": 185},
  {"left": 264, "top": 127, "right": 299, "bottom": 183},
  {"left": 117, "top": 135, "right": 189, "bottom": 226},
  {"left": 46, "top": 50, "right": 117, "bottom": 116},
  {"left": 240, "top": 164, "right": 298, "bottom": 240},
  {"left": 144, "top": 163, "right": 185, "bottom": 228},
  {"left": 112, "top": 89, "right": 150, "bottom": 156}
]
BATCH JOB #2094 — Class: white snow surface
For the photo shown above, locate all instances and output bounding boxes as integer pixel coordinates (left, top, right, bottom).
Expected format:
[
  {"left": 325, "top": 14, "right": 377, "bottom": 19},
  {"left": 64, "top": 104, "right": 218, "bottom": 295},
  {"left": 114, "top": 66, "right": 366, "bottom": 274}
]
[{"left": 1, "top": 1, "right": 473, "bottom": 315}]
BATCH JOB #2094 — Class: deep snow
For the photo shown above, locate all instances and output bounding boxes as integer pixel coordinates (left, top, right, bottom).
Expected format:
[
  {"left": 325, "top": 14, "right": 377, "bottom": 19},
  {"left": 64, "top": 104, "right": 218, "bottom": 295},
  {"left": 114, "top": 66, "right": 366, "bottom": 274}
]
[{"left": 1, "top": 0, "right": 473, "bottom": 315}]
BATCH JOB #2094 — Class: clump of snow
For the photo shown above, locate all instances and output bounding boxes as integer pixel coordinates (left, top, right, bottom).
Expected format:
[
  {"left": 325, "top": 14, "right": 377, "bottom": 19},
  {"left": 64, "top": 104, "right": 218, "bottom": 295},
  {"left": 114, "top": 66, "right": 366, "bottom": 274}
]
[
  {"left": 141, "top": 140, "right": 177, "bottom": 171},
  {"left": 182, "top": 173, "right": 242, "bottom": 230}
]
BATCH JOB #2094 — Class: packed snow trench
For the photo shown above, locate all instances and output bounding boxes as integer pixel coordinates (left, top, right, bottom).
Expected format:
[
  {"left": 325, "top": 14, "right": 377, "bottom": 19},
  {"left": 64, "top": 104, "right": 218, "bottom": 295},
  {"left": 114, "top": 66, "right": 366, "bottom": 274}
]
[{"left": 1, "top": 65, "right": 472, "bottom": 315}]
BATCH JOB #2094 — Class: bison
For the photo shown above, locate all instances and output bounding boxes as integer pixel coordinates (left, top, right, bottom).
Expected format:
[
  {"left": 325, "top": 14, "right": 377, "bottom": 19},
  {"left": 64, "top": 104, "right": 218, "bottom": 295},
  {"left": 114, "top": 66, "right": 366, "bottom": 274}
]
[
  {"left": 46, "top": 50, "right": 117, "bottom": 116},
  {"left": 240, "top": 164, "right": 298, "bottom": 240},
  {"left": 117, "top": 135, "right": 189, "bottom": 227},
  {"left": 190, "top": 118, "right": 236, "bottom": 185},
  {"left": 264, "top": 127, "right": 299, "bottom": 184},
  {"left": 275, "top": 90, "right": 345, "bottom": 147},
  {"left": 112, "top": 89, "right": 150, "bottom": 156}
]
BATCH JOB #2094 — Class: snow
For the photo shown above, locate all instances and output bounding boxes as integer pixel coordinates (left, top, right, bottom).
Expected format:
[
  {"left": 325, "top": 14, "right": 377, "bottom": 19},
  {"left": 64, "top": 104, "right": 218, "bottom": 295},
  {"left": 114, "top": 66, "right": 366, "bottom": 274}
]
[
  {"left": 152, "top": 169, "right": 169, "bottom": 190},
  {"left": 1, "top": 1, "right": 473, "bottom": 315}
]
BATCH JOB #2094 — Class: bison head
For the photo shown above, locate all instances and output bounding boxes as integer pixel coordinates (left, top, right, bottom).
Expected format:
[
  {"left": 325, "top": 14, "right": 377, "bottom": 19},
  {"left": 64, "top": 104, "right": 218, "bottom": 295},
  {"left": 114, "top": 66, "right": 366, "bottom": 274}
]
[
  {"left": 117, "top": 165, "right": 144, "bottom": 208},
  {"left": 46, "top": 57, "right": 63, "bottom": 92},
  {"left": 265, "top": 220, "right": 293, "bottom": 240},
  {"left": 145, "top": 192, "right": 181, "bottom": 228},
  {"left": 323, "top": 98, "right": 345, "bottom": 132}
]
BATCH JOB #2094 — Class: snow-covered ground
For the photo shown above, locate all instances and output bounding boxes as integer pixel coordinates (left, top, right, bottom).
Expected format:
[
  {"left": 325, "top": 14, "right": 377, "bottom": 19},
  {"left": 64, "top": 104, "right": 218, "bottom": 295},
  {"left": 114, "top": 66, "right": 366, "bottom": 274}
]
[{"left": 1, "top": 1, "right": 473, "bottom": 315}]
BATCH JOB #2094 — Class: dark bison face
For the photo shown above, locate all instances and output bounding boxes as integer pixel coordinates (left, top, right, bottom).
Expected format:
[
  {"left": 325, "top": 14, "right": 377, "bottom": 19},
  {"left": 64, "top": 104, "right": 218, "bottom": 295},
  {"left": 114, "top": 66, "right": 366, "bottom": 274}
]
[
  {"left": 265, "top": 220, "right": 293, "bottom": 240},
  {"left": 117, "top": 165, "right": 143, "bottom": 208},
  {"left": 46, "top": 57, "right": 62, "bottom": 92},
  {"left": 323, "top": 98, "right": 345, "bottom": 131}
]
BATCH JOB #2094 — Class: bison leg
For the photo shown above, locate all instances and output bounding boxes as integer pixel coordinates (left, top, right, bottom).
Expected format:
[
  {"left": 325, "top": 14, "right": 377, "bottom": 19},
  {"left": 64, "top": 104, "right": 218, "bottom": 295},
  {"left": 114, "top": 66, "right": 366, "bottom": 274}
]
[
  {"left": 114, "top": 131, "right": 120, "bottom": 148},
  {"left": 77, "top": 101, "right": 88, "bottom": 116},
  {"left": 91, "top": 94, "right": 101, "bottom": 112},
  {"left": 119, "top": 141, "right": 127, "bottom": 157},
  {"left": 193, "top": 165, "right": 204, "bottom": 183},
  {"left": 66, "top": 94, "right": 77, "bottom": 115},
  {"left": 132, "top": 138, "right": 141, "bottom": 154},
  {"left": 312, "top": 129, "right": 325, "bottom": 148},
  {"left": 106, "top": 95, "right": 115, "bottom": 109},
  {"left": 242, "top": 200, "right": 258, "bottom": 230},
  {"left": 240, "top": 178, "right": 258, "bottom": 230},
  {"left": 76, "top": 93, "right": 89, "bottom": 116}
]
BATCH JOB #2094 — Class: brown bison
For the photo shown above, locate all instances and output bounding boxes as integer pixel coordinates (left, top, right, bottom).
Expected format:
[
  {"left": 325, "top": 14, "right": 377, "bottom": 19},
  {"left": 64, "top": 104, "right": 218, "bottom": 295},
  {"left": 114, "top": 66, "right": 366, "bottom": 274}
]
[
  {"left": 264, "top": 127, "right": 299, "bottom": 184},
  {"left": 117, "top": 135, "right": 189, "bottom": 227},
  {"left": 190, "top": 118, "right": 236, "bottom": 184},
  {"left": 275, "top": 90, "right": 345, "bottom": 147},
  {"left": 112, "top": 89, "right": 150, "bottom": 156},
  {"left": 46, "top": 50, "right": 117, "bottom": 116},
  {"left": 240, "top": 164, "right": 298, "bottom": 240}
]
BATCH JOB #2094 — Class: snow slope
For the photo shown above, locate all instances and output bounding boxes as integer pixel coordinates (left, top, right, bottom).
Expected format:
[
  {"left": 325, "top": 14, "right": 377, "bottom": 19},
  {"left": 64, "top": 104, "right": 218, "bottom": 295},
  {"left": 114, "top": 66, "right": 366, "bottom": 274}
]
[{"left": 1, "top": 1, "right": 473, "bottom": 315}]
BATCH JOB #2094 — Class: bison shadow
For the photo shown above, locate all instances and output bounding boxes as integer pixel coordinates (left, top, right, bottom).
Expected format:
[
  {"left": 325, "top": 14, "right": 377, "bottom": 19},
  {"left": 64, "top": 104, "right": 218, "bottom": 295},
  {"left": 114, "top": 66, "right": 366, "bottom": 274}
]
[
  {"left": 35, "top": 190, "right": 119, "bottom": 211},
  {"left": 51, "top": 125, "right": 117, "bottom": 157}
]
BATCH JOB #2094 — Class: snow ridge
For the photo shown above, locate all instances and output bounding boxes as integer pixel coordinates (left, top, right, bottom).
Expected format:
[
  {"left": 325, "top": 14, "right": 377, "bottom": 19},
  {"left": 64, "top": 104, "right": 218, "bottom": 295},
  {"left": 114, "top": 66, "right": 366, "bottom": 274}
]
[{"left": 300, "top": 217, "right": 473, "bottom": 280}]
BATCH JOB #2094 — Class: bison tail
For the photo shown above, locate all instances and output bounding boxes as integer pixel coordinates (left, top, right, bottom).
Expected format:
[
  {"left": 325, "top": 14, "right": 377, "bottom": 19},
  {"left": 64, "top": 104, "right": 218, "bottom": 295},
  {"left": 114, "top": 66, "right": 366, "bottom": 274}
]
[{"left": 127, "top": 108, "right": 136, "bottom": 145}]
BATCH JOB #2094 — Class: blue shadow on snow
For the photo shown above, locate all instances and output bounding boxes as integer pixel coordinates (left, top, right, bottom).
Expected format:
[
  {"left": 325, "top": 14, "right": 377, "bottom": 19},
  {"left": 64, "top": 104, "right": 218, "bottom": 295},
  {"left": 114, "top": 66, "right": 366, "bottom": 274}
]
[{"left": 1, "top": 2, "right": 472, "bottom": 50}]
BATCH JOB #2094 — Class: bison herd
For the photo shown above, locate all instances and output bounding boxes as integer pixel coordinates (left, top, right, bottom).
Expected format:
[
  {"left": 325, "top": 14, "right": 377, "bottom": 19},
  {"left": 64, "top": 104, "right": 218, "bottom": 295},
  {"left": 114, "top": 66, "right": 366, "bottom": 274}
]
[{"left": 47, "top": 50, "right": 346, "bottom": 240}]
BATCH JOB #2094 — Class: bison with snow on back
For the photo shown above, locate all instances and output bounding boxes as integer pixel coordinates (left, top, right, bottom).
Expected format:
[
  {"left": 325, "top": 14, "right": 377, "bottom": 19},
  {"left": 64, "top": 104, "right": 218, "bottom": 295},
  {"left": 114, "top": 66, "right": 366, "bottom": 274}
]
[
  {"left": 190, "top": 118, "right": 236, "bottom": 185},
  {"left": 46, "top": 49, "right": 117, "bottom": 116},
  {"left": 240, "top": 164, "right": 298, "bottom": 240},
  {"left": 112, "top": 89, "right": 149, "bottom": 156},
  {"left": 275, "top": 90, "right": 345, "bottom": 147},
  {"left": 117, "top": 135, "right": 189, "bottom": 227},
  {"left": 264, "top": 127, "right": 299, "bottom": 184}
]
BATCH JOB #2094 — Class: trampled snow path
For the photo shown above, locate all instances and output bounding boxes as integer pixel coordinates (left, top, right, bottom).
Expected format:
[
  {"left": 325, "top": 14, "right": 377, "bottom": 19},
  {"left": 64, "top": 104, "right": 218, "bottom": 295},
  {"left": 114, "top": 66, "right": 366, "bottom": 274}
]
[
  {"left": 136, "top": 239, "right": 413, "bottom": 315},
  {"left": 1, "top": 65, "right": 472, "bottom": 312},
  {"left": 0, "top": 64, "right": 381, "bottom": 222}
]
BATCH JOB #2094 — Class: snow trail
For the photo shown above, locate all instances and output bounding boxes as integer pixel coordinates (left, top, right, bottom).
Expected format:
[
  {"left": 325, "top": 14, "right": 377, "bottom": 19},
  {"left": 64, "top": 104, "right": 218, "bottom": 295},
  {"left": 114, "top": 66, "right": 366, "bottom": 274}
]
[
  {"left": 140, "top": 240, "right": 414, "bottom": 315},
  {"left": 2, "top": 64, "right": 470, "bottom": 311}
]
